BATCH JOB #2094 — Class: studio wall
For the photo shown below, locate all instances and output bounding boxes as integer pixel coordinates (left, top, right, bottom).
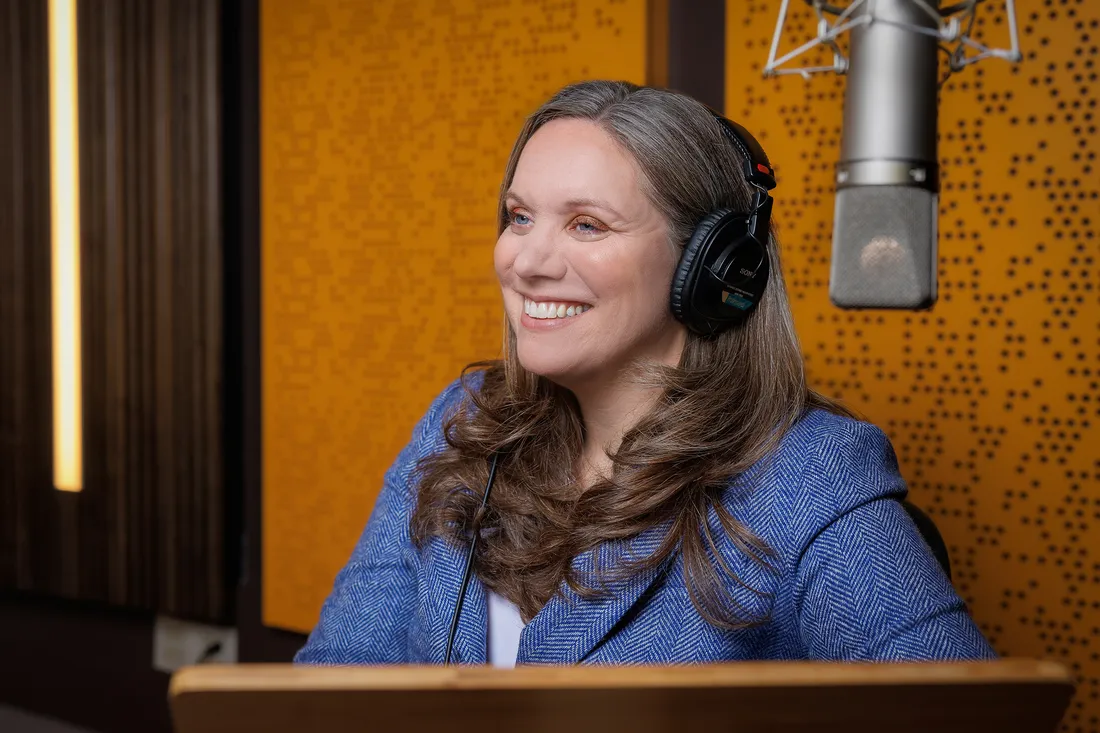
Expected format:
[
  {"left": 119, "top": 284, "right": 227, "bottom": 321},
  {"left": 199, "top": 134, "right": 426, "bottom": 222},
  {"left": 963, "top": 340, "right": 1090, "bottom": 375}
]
[
  {"left": 261, "top": 0, "right": 650, "bottom": 632},
  {"left": 1, "top": 1, "right": 235, "bottom": 730},
  {"left": 725, "top": 1, "right": 1098, "bottom": 730},
  {"left": 0, "top": 0, "right": 230, "bottom": 623}
]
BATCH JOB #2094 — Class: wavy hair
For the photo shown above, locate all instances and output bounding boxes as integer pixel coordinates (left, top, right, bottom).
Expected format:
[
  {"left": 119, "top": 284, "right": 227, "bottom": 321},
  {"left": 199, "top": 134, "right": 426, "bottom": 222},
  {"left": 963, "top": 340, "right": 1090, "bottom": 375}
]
[{"left": 410, "top": 80, "right": 851, "bottom": 627}]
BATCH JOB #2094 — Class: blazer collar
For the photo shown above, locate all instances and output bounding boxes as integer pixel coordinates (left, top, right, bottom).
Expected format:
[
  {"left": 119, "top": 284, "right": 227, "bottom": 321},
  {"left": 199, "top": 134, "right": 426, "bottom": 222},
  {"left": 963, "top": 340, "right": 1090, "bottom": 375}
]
[
  {"left": 517, "top": 524, "right": 674, "bottom": 665},
  {"left": 425, "top": 524, "right": 673, "bottom": 666}
]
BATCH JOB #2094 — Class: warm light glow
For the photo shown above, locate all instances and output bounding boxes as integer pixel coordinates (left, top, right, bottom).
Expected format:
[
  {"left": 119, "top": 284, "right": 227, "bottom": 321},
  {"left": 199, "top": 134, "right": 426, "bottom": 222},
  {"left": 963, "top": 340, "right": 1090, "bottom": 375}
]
[{"left": 49, "top": 0, "right": 82, "bottom": 492}]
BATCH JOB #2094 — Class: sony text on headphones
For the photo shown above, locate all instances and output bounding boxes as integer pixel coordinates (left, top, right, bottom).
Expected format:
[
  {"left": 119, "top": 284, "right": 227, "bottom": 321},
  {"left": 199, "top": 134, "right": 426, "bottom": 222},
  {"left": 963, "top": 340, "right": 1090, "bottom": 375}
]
[{"left": 669, "top": 112, "right": 777, "bottom": 337}]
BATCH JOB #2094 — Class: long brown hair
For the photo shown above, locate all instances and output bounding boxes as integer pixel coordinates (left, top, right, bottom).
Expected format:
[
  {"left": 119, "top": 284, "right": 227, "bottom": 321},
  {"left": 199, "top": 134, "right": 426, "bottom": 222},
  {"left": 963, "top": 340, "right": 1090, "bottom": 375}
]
[{"left": 410, "top": 80, "right": 851, "bottom": 627}]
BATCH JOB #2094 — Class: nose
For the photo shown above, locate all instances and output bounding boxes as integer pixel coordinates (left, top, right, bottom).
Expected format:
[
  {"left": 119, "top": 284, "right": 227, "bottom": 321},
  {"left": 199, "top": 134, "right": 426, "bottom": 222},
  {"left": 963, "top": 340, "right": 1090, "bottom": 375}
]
[{"left": 512, "top": 226, "right": 567, "bottom": 281}]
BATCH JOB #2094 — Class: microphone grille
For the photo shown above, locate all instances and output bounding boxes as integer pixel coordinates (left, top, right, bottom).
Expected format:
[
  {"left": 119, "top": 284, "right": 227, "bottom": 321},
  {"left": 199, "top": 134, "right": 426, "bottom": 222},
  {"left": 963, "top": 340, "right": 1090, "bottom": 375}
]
[{"left": 829, "top": 186, "right": 938, "bottom": 309}]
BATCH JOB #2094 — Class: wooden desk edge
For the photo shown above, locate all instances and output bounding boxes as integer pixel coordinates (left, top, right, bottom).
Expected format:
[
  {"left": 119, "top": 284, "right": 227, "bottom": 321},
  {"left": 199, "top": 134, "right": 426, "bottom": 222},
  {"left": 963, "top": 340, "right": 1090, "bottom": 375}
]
[{"left": 170, "top": 659, "right": 1074, "bottom": 699}]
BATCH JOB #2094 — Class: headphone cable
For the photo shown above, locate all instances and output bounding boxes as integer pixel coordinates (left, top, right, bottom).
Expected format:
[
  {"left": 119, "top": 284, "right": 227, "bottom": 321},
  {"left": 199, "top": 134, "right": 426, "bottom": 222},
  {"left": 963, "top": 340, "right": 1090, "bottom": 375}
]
[{"left": 443, "top": 451, "right": 500, "bottom": 665}]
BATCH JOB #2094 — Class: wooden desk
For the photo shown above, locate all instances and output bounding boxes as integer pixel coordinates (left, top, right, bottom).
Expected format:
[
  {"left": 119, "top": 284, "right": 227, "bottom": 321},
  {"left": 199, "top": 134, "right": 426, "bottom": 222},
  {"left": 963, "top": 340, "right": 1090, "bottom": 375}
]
[{"left": 171, "top": 659, "right": 1074, "bottom": 733}]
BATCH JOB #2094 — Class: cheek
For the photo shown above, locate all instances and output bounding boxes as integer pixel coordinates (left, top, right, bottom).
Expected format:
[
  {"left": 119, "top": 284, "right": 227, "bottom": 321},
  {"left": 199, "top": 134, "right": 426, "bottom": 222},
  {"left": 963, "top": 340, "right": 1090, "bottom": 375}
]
[
  {"left": 591, "top": 242, "right": 678, "bottom": 308},
  {"left": 493, "top": 234, "right": 515, "bottom": 285},
  {"left": 641, "top": 240, "right": 680, "bottom": 296}
]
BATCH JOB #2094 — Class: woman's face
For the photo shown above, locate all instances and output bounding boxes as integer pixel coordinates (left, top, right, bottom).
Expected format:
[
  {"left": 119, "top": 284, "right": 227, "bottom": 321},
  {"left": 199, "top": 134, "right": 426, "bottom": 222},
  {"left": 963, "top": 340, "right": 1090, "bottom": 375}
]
[{"left": 494, "top": 118, "right": 687, "bottom": 389}]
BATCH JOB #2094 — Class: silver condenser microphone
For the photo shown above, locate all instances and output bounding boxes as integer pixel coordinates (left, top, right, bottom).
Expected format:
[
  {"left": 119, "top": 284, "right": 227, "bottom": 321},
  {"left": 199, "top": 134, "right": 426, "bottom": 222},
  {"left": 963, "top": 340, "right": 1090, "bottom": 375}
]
[
  {"left": 829, "top": 0, "right": 941, "bottom": 309},
  {"left": 763, "top": 0, "right": 1022, "bottom": 309}
]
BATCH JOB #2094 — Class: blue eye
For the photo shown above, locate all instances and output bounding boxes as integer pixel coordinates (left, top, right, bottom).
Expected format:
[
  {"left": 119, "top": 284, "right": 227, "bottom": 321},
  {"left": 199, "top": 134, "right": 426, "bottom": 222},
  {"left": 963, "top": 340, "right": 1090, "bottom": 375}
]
[
  {"left": 512, "top": 212, "right": 531, "bottom": 226},
  {"left": 572, "top": 217, "right": 607, "bottom": 236}
]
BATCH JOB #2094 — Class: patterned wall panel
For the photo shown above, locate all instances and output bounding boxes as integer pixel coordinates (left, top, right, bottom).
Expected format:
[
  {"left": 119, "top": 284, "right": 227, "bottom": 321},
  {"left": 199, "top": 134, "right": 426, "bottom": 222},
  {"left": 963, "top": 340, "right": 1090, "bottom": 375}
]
[
  {"left": 726, "top": 1, "right": 1098, "bottom": 730},
  {"left": 261, "top": 0, "right": 649, "bottom": 632}
]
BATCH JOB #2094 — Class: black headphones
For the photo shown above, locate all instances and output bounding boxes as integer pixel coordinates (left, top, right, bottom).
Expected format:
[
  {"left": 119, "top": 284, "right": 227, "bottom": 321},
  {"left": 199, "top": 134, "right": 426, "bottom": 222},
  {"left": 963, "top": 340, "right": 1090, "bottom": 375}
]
[{"left": 669, "top": 113, "right": 777, "bottom": 337}]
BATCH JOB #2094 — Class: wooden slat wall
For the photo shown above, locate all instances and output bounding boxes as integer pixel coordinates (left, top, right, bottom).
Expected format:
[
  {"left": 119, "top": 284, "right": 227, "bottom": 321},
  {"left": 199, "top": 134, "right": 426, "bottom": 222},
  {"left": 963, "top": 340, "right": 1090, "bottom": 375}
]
[
  {"left": 0, "top": 0, "right": 229, "bottom": 623},
  {"left": 0, "top": 0, "right": 55, "bottom": 594}
]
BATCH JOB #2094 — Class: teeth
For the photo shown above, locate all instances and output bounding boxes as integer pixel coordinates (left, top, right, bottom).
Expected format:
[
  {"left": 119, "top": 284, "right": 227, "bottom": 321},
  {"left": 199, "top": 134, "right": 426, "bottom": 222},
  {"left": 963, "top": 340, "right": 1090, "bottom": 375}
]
[{"left": 523, "top": 298, "right": 590, "bottom": 320}]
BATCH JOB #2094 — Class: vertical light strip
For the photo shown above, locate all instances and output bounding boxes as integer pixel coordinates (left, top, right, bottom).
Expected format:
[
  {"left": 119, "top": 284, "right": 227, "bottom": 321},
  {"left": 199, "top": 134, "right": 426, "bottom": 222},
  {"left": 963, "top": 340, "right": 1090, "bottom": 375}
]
[{"left": 49, "top": 0, "right": 83, "bottom": 492}]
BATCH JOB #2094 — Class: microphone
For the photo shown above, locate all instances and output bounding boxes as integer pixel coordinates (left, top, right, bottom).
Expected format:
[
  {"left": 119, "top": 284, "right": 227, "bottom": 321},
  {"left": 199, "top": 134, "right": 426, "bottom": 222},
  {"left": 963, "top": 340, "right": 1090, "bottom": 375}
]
[
  {"left": 761, "top": 0, "right": 1023, "bottom": 310},
  {"left": 829, "top": 0, "right": 940, "bottom": 309}
]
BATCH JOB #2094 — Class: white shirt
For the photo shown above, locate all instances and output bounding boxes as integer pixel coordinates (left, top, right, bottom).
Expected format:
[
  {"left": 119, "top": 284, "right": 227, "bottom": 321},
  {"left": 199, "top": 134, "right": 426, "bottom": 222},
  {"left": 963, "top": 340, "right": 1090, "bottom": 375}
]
[{"left": 487, "top": 591, "right": 525, "bottom": 668}]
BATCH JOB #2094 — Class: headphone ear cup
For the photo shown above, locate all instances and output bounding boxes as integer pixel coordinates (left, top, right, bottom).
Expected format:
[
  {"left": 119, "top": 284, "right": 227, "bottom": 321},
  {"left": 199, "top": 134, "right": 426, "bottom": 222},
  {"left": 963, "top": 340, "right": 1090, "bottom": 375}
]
[{"left": 670, "top": 210, "right": 730, "bottom": 326}]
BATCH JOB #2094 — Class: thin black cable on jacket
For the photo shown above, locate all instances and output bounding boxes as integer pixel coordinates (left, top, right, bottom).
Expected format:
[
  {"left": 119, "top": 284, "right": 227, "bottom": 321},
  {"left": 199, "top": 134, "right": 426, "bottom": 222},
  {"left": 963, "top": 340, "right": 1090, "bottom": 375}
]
[{"left": 444, "top": 451, "right": 500, "bottom": 665}]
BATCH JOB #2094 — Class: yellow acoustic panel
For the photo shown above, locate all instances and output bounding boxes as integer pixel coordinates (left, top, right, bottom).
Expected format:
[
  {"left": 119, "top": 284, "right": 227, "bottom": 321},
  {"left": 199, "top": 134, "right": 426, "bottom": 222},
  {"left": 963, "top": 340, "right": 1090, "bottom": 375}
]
[
  {"left": 261, "top": 0, "right": 648, "bottom": 633},
  {"left": 727, "top": 1, "right": 1098, "bottom": 728}
]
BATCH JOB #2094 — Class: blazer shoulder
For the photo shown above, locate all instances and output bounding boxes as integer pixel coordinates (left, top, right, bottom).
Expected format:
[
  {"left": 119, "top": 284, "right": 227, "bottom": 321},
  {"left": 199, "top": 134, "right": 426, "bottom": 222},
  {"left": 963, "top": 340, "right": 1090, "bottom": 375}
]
[
  {"left": 406, "top": 373, "right": 481, "bottom": 455},
  {"left": 782, "top": 407, "right": 902, "bottom": 481},
  {"left": 721, "top": 408, "right": 908, "bottom": 563},
  {"left": 348, "top": 374, "right": 475, "bottom": 558},
  {"left": 787, "top": 407, "right": 904, "bottom": 498},
  {"left": 372, "top": 374, "right": 477, "bottom": 515}
]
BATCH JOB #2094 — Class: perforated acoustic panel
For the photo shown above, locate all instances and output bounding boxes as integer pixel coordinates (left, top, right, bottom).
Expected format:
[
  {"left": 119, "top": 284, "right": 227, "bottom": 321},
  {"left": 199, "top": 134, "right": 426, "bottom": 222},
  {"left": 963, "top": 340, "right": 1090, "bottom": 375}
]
[
  {"left": 261, "top": 0, "right": 648, "bottom": 633},
  {"left": 727, "top": 0, "right": 1098, "bottom": 729}
]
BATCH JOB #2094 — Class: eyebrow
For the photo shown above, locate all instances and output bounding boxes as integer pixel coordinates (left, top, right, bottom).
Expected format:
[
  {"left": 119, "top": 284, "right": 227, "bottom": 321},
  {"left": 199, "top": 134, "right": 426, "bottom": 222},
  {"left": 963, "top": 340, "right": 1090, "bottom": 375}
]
[{"left": 503, "top": 190, "right": 626, "bottom": 221}]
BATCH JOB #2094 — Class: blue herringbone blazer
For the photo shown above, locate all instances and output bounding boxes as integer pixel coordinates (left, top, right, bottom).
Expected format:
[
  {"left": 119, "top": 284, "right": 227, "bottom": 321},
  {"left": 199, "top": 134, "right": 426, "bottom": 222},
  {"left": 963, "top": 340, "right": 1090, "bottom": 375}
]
[{"left": 295, "top": 378, "right": 996, "bottom": 665}]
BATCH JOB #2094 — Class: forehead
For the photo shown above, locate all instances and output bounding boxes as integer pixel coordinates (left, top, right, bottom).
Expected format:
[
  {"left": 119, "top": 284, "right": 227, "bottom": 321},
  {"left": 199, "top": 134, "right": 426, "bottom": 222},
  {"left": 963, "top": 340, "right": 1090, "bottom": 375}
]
[{"left": 510, "top": 118, "right": 644, "bottom": 210}]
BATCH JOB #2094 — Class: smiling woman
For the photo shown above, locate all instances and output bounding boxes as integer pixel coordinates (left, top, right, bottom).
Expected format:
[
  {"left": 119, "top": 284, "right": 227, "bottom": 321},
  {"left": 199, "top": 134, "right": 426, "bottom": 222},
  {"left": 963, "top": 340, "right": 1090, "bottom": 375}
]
[{"left": 294, "top": 80, "right": 997, "bottom": 668}]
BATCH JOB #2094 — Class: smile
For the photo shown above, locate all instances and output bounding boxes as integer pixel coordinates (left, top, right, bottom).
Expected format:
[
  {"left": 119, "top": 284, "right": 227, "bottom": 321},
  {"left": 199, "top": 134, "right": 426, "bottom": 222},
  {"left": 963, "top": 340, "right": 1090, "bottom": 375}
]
[{"left": 523, "top": 297, "right": 591, "bottom": 320}]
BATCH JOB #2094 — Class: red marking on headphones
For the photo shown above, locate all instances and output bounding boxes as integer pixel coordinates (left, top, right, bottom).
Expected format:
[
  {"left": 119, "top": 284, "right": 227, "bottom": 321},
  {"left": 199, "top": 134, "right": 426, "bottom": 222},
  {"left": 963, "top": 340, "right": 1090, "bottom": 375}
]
[{"left": 757, "top": 163, "right": 771, "bottom": 175}]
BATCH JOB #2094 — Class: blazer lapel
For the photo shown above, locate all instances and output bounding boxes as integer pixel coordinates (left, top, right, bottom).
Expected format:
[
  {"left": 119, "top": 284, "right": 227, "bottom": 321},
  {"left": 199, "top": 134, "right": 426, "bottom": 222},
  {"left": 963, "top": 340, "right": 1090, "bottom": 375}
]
[
  {"left": 517, "top": 526, "right": 674, "bottom": 665},
  {"left": 421, "top": 536, "right": 487, "bottom": 665},
  {"left": 452, "top": 573, "right": 488, "bottom": 665}
]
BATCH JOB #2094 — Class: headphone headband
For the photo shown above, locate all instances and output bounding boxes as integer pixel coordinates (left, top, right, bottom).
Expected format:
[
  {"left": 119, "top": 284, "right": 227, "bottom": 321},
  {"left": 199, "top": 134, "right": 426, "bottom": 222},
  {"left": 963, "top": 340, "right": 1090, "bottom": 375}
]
[{"left": 709, "top": 111, "right": 777, "bottom": 191}]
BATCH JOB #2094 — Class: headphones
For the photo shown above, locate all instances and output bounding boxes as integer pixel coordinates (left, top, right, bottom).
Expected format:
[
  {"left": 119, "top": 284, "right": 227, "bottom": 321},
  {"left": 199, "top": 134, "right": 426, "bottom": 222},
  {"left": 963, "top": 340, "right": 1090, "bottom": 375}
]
[{"left": 669, "top": 113, "right": 778, "bottom": 337}]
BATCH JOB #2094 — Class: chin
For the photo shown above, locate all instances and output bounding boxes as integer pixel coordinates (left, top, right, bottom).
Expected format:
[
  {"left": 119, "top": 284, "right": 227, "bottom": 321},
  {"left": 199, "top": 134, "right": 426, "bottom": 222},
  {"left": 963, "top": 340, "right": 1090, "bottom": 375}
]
[{"left": 515, "top": 342, "right": 597, "bottom": 386}]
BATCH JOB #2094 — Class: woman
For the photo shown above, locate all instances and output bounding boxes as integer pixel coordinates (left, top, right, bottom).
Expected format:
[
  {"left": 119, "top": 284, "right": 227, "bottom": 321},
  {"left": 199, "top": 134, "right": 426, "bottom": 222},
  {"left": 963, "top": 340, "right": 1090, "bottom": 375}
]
[{"left": 295, "top": 81, "right": 995, "bottom": 666}]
